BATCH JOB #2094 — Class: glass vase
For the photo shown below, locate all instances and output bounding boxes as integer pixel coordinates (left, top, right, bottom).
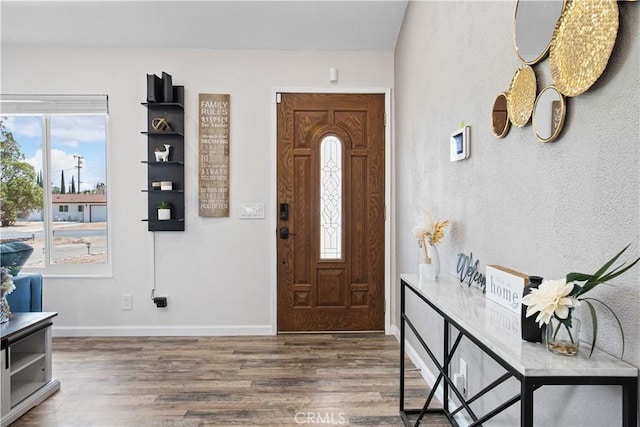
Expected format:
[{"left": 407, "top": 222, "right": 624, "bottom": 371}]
[
  {"left": 546, "top": 316, "right": 580, "bottom": 356},
  {"left": 0, "top": 296, "right": 10, "bottom": 324}
]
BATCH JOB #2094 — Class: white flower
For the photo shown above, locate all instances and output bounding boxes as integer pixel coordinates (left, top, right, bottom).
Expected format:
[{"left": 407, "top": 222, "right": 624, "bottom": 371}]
[
  {"left": 412, "top": 210, "right": 434, "bottom": 240},
  {"left": 521, "top": 278, "right": 581, "bottom": 326},
  {"left": 0, "top": 267, "right": 15, "bottom": 296}
]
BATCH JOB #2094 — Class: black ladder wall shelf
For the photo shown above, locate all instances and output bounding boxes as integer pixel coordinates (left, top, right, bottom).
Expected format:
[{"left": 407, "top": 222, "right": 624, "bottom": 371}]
[{"left": 141, "top": 76, "right": 185, "bottom": 232}]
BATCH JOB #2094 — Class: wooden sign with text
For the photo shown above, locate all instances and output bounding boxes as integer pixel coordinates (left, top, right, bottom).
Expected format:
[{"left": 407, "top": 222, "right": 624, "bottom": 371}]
[
  {"left": 485, "top": 265, "right": 528, "bottom": 314},
  {"left": 199, "top": 94, "right": 230, "bottom": 217}
]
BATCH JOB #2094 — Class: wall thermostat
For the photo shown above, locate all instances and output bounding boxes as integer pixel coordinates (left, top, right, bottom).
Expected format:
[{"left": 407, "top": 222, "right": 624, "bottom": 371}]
[{"left": 450, "top": 126, "right": 470, "bottom": 162}]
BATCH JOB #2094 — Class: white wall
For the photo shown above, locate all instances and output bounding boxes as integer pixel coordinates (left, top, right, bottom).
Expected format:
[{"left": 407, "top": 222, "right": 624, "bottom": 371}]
[
  {"left": 2, "top": 47, "right": 393, "bottom": 335},
  {"left": 394, "top": 2, "right": 638, "bottom": 426}
]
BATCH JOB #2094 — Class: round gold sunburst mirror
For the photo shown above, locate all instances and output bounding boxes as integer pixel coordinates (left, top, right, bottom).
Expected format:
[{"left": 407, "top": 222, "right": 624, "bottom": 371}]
[
  {"left": 507, "top": 65, "right": 537, "bottom": 128},
  {"left": 550, "top": 0, "right": 619, "bottom": 97}
]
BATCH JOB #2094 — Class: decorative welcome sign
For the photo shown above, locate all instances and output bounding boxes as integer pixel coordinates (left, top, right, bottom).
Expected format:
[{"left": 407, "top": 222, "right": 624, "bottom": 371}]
[
  {"left": 199, "top": 94, "right": 230, "bottom": 217},
  {"left": 456, "top": 252, "right": 486, "bottom": 292},
  {"left": 485, "top": 265, "right": 529, "bottom": 314}
]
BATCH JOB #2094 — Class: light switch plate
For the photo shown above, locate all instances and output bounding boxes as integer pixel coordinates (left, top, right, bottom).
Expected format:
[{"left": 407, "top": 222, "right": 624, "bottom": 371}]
[
  {"left": 239, "top": 203, "right": 265, "bottom": 219},
  {"left": 122, "top": 294, "right": 132, "bottom": 310}
]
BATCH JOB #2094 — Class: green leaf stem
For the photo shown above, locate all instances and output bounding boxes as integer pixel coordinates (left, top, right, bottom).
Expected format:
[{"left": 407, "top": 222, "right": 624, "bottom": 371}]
[
  {"left": 567, "top": 245, "right": 639, "bottom": 298},
  {"left": 560, "top": 245, "right": 638, "bottom": 358},
  {"left": 554, "top": 316, "right": 574, "bottom": 342},
  {"left": 583, "top": 300, "right": 598, "bottom": 359},
  {"left": 597, "top": 258, "right": 640, "bottom": 284},
  {"left": 591, "top": 244, "right": 630, "bottom": 281},
  {"left": 582, "top": 297, "right": 625, "bottom": 359},
  {"left": 566, "top": 272, "right": 592, "bottom": 283}
]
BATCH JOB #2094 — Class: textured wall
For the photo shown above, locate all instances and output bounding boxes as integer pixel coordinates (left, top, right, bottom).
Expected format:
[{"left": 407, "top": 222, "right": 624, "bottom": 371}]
[
  {"left": 2, "top": 47, "right": 393, "bottom": 335},
  {"left": 394, "top": 2, "right": 639, "bottom": 426}
]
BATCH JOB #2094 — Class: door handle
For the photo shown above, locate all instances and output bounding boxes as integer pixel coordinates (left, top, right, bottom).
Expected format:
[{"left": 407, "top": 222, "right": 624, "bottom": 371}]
[{"left": 279, "top": 226, "right": 296, "bottom": 240}]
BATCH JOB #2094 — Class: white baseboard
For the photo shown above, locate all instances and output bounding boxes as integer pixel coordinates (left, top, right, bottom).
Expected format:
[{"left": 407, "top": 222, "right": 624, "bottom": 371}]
[
  {"left": 390, "top": 324, "right": 400, "bottom": 339},
  {"left": 53, "top": 325, "right": 273, "bottom": 337},
  {"left": 403, "top": 337, "right": 441, "bottom": 396}
]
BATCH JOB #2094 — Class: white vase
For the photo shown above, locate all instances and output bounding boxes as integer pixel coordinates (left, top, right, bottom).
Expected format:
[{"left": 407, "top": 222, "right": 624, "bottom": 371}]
[
  {"left": 427, "top": 244, "right": 440, "bottom": 278},
  {"left": 419, "top": 263, "right": 436, "bottom": 284}
]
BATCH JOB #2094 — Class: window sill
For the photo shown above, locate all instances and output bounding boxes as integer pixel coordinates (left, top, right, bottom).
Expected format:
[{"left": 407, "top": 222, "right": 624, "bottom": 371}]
[{"left": 20, "top": 264, "right": 113, "bottom": 279}]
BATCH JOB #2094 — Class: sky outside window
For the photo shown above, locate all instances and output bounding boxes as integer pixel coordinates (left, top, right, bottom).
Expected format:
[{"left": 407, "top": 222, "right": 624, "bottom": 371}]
[
  {"left": 5, "top": 115, "right": 106, "bottom": 191},
  {"left": 2, "top": 114, "right": 108, "bottom": 267}
]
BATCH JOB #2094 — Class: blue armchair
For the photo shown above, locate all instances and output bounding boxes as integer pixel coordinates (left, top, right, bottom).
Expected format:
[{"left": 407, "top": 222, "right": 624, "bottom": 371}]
[
  {"left": 1, "top": 241, "right": 43, "bottom": 312},
  {"left": 7, "top": 273, "right": 43, "bottom": 312}
]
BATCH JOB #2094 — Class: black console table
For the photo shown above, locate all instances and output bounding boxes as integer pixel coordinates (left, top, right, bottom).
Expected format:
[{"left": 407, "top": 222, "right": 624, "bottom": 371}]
[{"left": 399, "top": 274, "right": 638, "bottom": 427}]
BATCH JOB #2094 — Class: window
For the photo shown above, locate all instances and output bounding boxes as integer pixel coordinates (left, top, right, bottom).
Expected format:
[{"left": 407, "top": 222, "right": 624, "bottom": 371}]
[
  {"left": 319, "top": 135, "right": 342, "bottom": 260},
  {"left": 0, "top": 95, "right": 110, "bottom": 275}
]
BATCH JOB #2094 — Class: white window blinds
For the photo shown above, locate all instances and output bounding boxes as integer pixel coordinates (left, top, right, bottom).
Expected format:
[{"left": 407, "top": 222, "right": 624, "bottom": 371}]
[{"left": 0, "top": 94, "right": 108, "bottom": 114}]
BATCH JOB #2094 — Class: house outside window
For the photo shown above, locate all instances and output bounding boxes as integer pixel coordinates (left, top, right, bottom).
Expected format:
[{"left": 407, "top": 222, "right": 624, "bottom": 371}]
[{"left": 0, "top": 95, "right": 111, "bottom": 276}]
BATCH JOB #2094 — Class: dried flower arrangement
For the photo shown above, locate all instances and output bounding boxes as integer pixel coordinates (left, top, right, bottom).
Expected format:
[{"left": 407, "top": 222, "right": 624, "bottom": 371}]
[{"left": 412, "top": 210, "right": 450, "bottom": 264}]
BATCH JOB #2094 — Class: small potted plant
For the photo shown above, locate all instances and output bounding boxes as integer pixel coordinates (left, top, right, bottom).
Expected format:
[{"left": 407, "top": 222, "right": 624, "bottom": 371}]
[{"left": 157, "top": 201, "right": 171, "bottom": 220}]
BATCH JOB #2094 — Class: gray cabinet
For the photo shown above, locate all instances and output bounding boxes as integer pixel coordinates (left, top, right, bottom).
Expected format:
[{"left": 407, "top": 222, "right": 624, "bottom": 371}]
[{"left": 1, "top": 312, "right": 60, "bottom": 427}]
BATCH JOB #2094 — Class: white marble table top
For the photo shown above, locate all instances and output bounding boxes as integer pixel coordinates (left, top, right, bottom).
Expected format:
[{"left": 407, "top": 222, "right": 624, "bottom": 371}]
[{"left": 401, "top": 274, "right": 639, "bottom": 378}]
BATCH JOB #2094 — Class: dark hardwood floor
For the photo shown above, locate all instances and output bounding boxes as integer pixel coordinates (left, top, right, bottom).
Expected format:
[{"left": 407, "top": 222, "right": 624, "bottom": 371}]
[{"left": 13, "top": 334, "right": 448, "bottom": 426}]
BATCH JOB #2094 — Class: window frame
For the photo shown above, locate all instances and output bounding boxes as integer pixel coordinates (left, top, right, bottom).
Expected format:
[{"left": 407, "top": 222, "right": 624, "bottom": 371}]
[
  {"left": 318, "top": 134, "right": 344, "bottom": 261},
  {"left": 1, "top": 95, "right": 112, "bottom": 277}
]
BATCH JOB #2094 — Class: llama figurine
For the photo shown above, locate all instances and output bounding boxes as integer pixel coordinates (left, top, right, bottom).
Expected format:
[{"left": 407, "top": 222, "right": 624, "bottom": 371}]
[{"left": 154, "top": 144, "right": 171, "bottom": 162}]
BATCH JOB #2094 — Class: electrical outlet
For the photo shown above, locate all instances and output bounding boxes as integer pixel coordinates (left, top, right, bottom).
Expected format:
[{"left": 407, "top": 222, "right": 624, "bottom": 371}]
[
  {"left": 460, "top": 359, "right": 468, "bottom": 397},
  {"left": 453, "top": 373, "right": 465, "bottom": 396},
  {"left": 121, "top": 294, "right": 132, "bottom": 310}
]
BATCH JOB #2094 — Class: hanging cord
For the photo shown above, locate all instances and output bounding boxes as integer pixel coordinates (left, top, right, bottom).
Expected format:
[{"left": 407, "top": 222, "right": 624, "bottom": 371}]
[{"left": 150, "top": 231, "right": 156, "bottom": 301}]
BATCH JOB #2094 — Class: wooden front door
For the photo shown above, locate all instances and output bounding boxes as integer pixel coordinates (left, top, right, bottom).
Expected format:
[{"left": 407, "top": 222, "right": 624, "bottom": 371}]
[{"left": 277, "top": 93, "right": 385, "bottom": 332}]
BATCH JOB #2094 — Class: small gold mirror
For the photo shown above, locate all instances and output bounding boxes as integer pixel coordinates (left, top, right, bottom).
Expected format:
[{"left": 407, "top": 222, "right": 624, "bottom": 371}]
[
  {"left": 507, "top": 65, "right": 537, "bottom": 128},
  {"left": 513, "top": 0, "right": 566, "bottom": 64},
  {"left": 532, "top": 85, "right": 566, "bottom": 143},
  {"left": 491, "top": 93, "right": 510, "bottom": 138}
]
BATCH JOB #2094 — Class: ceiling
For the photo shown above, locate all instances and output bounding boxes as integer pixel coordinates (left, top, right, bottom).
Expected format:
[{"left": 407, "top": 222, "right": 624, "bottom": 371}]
[{"left": 1, "top": 1, "right": 408, "bottom": 51}]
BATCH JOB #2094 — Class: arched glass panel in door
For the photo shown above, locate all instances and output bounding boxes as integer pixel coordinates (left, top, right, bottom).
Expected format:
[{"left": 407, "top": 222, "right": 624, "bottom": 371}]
[{"left": 319, "top": 135, "right": 342, "bottom": 260}]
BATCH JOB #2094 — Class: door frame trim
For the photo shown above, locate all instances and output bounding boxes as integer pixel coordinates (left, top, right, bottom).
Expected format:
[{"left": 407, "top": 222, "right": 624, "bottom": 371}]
[{"left": 270, "top": 87, "right": 393, "bottom": 334}]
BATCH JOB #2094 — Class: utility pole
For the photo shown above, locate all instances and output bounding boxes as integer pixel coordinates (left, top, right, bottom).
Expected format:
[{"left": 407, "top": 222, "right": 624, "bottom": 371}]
[{"left": 73, "top": 154, "right": 83, "bottom": 193}]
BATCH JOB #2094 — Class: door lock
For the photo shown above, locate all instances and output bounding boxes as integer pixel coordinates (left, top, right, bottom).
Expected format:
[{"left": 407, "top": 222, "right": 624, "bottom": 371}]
[
  {"left": 280, "top": 203, "right": 289, "bottom": 221},
  {"left": 279, "top": 226, "right": 296, "bottom": 240}
]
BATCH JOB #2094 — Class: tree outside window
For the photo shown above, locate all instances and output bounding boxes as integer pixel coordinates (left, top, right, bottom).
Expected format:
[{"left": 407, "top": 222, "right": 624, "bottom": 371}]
[
  {"left": 0, "top": 103, "right": 109, "bottom": 275},
  {"left": 0, "top": 120, "right": 43, "bottom": 227}
]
